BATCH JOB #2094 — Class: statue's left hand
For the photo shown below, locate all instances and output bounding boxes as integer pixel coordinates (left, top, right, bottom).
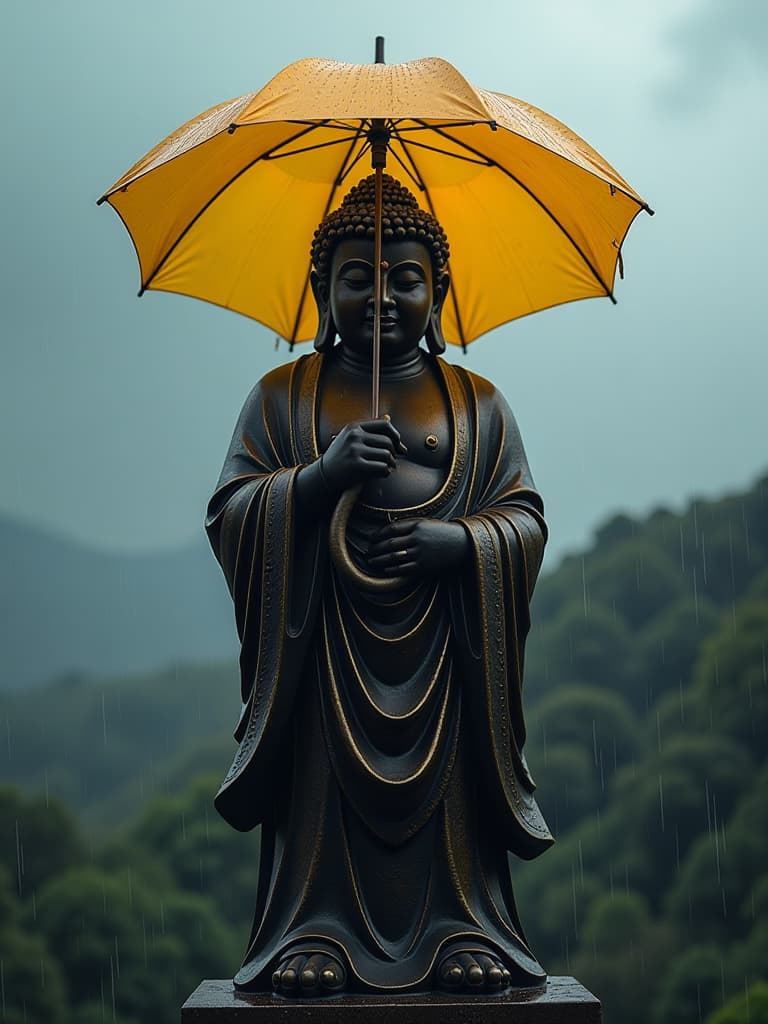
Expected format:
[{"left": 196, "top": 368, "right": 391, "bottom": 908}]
[{"left": 367, "top": 518, "right": 469, "bottom": 577}]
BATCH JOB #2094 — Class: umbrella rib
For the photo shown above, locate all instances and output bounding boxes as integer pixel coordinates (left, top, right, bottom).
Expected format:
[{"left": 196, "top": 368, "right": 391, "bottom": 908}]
[
  {"left": 392, "top": 131, "right": 469, "bottom": 352},
  {"left": 392, "top": 120, "right": 492, "bottom": 133},
  {"left": 290, "top": 120, "right": 363, "bottom": 132},
  {"left": 385, "top": 141, "right": 425, "bottom": 192},
  {"left": 389, "top": 128, "right": 429, "bottom": 191},
  {"left": 413, "top": 120, "right": 618, "bottom": 303},
  {"left": 391, "top": 136, "right": 493, "bottom": 166},
  {"left": 139, "top": 122, "right": 329, "bottom": 295},
  {"left": 332, "top": 122, "right": 368, "bottom": 188},
  {"left": 265, "top": 134, "right": 360, "bottom": 161},
  {"left": 336, "top": 139, "right": 374, "bottom": 187},
  {"left": 288, "top": 126, "right": 367, "bottom": 346}
]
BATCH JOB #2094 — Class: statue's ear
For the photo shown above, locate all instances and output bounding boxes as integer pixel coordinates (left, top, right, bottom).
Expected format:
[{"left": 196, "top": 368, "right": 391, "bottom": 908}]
[
  {"left": 425, "top": 271, "right": 450, "bottom": 355},
  {"left": 310, "top": 270, "right": 336, "bottom": 352}
]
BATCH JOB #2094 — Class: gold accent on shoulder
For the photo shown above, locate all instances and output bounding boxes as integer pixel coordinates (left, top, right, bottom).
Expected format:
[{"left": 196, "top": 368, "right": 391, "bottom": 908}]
[
  {"left": 478, "top": 412, "right": 506, "bottom": 507},
  {"left": 296, "top": 352, "right": 322, "bottom": 460},
  {"left": 505, "top": 513, "right": 532, "bottom": 603},
  {"left": 260, "top": 410, "right": 281, "bottom": 466},
  {"left": 287, "top": 358, "right": 300, "bottom": 464},
  {"left": 241, "top": 430, "right": 273, "bottom": 471},
  {"left": 459, "top": 367, "right": 481, "bottom": 515}
]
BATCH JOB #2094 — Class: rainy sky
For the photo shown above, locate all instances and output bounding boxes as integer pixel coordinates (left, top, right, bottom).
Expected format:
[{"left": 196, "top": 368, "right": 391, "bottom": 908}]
[{"left": 1, "top": 0, "right": 766, "bottom": 565}]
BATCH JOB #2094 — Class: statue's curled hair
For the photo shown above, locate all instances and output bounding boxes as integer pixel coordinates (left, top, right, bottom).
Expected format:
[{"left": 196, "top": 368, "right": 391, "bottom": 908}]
[{"left": 311, "top": 174, "right": 450, "bottom": 283}]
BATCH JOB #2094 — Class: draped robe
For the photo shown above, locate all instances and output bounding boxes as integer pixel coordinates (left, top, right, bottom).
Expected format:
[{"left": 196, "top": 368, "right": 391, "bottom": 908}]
[{"left": 206, "top": 351, "right": 553, "bottom": 992}]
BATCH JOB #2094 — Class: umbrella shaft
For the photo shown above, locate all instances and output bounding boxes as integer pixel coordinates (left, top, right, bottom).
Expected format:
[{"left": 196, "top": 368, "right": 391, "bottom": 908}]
[
  {"left": 368, "top": 119, "right": 390, "bottom": 420},
  {"left": 372, "top": 164, "right": 382, "bottom": 419}
]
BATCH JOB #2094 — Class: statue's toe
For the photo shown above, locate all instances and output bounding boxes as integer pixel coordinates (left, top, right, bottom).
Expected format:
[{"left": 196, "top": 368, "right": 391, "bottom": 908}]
[
  {"left": 272, "top": 950, "right": 345, "bottom": 997},
  {"left": 440, "top": 960, "right": 464, "bottom": 988},
  {"left": 276, "top": 967, "right": 298, "bottom": 992},
  {"left": 319, "top": 960, "right": 345, "bottom": 992},
  {"left": 460, "top": 955, "right": 484, "bottom": 987},
  {"left": 300, "top": 966, "right": 318, "bottom": 990},
  {"left": 486, "top": 965, "right": 504, "bottom": 987},
  {"left": 477, "top": 953, "right": 504, "bottom": 987},
  {"left": 436, "top": 946, "right": 511, "bottom": 993},
  {"left": 271, "top": 954, "right": 306, "bottom": 993}
]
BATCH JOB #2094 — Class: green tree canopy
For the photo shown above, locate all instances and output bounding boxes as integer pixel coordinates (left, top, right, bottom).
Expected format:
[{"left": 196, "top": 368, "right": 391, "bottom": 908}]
[
  {"left": 528, "top": 600, "right": 637, "bottom": 697},
  {"left": 652, "top": 945, "right": 727, "bottom": 1024},
  {"left": 637, "top": 596, "right": 719, "bottom": 706},
  {"left": 690, "top": 596, "right": 768, "bottom": 761},
  {"left": 570, "top": 891, "right": 674, "bottom": 1024},
  {"left": 706, "top": 982, "right": 768, "bottom": 1024},
  {"left": 528, "top": 685, "right": 639, "bottom": 765},
  {"left": 127, "top": 773, "right": 260, "bottom": 936},
  {"left": 580, "top": 890, "right": 652, "bottom": 951},
  {"left": 585, "top": 540, "right": 686, "bottom": 628},
  {"left": 33, "top": 863, "right": 239, "bottom": 1024},
  {"left": 610, "top": 734, "right": 751, "bottom": 902},
  {"left": 0, "top": 786, "right": 84, "bottom": 902},
  {"left": 0, "top": 865, "right": 68, "bottom": 1024},
  {"left": 526, "top": 742, "right": 597, "bottom": 835},
  {"left": 667, "top": 765, "right": 768, "bottom": 944}
]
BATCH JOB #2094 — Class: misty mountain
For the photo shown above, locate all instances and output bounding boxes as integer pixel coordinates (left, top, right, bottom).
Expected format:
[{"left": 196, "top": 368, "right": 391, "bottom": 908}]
[{"left": 0, "top": 516, "right": 237, "bottom": 689}]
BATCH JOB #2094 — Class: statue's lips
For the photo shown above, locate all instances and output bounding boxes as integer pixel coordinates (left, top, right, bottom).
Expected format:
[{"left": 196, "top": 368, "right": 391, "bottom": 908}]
[{"left": 365, "top": 316, "right": 399, "bottom": 329}]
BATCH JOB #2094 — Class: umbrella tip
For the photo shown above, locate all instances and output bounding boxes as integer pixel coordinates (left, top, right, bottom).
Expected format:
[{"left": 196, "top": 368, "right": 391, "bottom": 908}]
[
  {"left": 375, "top": 36, "right": 385, "bottom": 63},
  {"left": 645, "top": 204, "right": 656, "bottom": 216},
  {"left": 96, "top": 195, "right": 108, "bottom": 206}
]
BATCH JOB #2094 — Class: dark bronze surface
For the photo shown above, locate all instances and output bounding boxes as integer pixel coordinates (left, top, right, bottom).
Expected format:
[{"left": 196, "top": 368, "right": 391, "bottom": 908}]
[
  {"left": 182, "top": 978, "right": 601, "bottom": 1022},
  {"left": 206, "top": 183, "right": 554, "bottom": 996}
]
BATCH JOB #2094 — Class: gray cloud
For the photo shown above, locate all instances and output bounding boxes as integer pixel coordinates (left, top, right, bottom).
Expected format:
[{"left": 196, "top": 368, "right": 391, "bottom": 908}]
[{"left": 660, "top": 0, "right": 768, "bottom": 107}]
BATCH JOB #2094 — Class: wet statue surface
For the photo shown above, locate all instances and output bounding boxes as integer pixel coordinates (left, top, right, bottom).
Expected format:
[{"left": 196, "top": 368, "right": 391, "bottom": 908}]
[{"left": 206, "top": 175, "right": 554, "bottom": 998}]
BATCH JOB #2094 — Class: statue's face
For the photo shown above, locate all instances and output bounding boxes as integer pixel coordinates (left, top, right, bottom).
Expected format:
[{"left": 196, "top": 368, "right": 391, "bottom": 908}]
[{"left": 328, "top": 238, "right": 438, "bottom": 358}]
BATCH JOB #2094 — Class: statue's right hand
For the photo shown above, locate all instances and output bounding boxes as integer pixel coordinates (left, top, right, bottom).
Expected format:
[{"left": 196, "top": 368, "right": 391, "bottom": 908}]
[{"left": 320, "top": 418, "right": 407, "bottom": 494}]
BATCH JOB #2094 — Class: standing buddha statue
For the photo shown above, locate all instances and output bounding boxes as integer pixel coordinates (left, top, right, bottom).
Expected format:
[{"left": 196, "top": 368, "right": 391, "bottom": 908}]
[{"left": 206, "top": 173, "right": 554, "bottom": 997}]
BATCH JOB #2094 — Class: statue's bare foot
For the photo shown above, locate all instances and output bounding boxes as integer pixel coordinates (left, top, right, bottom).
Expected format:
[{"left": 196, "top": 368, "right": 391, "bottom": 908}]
[
  {"left": 437, "top": 947, "right": 511, "bottom": 992},
  {"left": 272, "top": 950, "right": 346, "bottom": 996}
]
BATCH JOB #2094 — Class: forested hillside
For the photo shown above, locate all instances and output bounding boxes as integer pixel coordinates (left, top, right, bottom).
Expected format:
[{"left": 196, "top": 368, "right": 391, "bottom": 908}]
[
  {"left": 0, "top": 519, "right": 236, "bottom": 689},
  {"left": 516, "top": 472, "right": 768, "bottom": 1023},
  {"left": 1, "top": 472, "right": 766, "bottom": 1023}
]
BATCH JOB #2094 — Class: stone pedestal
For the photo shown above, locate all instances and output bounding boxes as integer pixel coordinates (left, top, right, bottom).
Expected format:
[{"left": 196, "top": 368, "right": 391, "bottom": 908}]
[{"left": 181, "top": 977, "right": 601, "bottom": 1023}]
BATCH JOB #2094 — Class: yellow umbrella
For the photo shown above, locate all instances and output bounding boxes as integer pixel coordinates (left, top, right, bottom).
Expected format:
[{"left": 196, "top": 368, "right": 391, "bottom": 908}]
[{"left": 99, "top": 43, "right": 652, "bottom": 359}]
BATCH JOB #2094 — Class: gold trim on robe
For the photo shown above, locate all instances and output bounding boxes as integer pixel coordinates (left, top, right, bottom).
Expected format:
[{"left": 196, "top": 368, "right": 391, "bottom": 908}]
[{"left": 206, "top": 351, "right": 553, "bottom": 992}]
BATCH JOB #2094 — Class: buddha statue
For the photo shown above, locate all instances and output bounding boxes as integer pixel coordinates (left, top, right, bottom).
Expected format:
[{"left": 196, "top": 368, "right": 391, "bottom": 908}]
[{"left": 206, "top": 174, "right": 554, "bottom": 997}]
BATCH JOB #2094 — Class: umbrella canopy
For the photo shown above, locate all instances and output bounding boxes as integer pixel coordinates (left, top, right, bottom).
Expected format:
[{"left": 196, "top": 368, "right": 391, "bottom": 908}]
[{"left": 100, "top": 54, "right": 652, "bottom": 348}]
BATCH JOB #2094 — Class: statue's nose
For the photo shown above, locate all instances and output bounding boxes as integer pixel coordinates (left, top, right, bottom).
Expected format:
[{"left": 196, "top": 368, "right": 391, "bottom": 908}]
[
  {"left": 368, "top": 279, "right": 396, "bottom": 312},
  {"left": 380, "top": 271, "right": 396, "bottom": 308}
]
